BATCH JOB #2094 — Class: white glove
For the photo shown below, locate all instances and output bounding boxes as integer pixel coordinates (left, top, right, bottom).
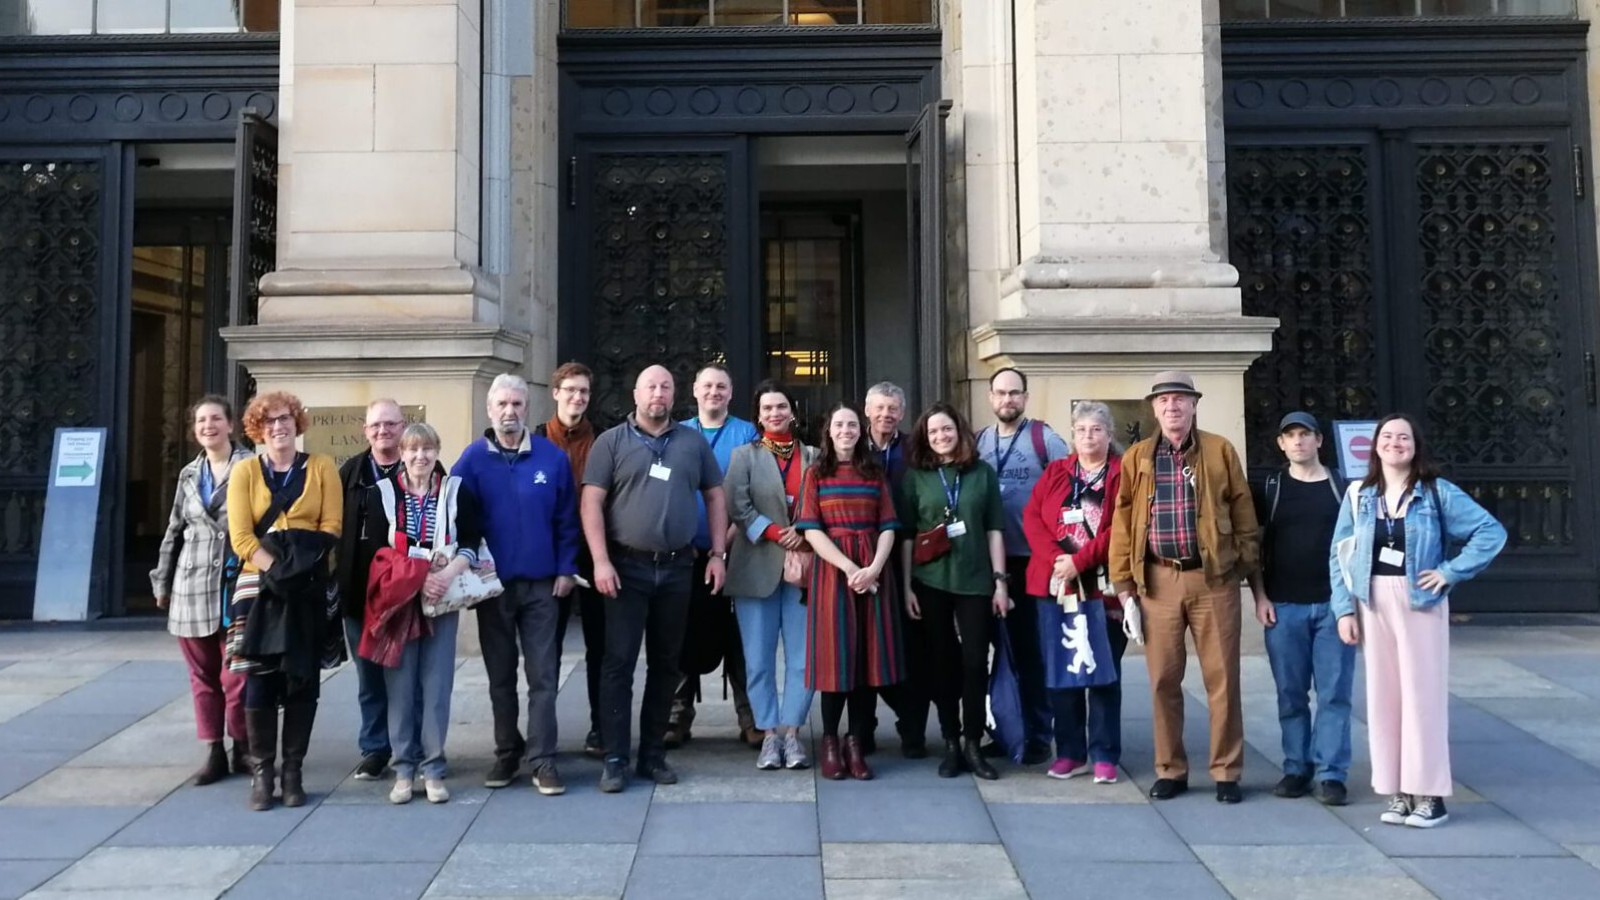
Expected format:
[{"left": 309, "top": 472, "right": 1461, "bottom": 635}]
[{"left": 1121, "top": 595, "right": 1145, "bottom": 645}]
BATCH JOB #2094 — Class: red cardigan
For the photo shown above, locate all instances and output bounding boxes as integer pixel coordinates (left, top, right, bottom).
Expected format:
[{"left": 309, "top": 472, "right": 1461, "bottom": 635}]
[{"left": 1022, "top": 454, "right": 1123, "bottom": 608}]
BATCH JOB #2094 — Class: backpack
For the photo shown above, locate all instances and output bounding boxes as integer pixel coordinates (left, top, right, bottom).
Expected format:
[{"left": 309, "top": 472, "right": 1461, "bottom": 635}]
[
  {"left": 980, "top": 420, "right": 1061, "bottom": 470},
  {"left": 1263, "top": 468, "right": 1347, "bottom": 524}
]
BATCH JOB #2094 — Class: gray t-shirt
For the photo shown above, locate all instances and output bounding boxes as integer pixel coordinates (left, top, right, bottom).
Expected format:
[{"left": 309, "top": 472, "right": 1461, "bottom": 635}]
[
  {"left": 583, "top": 415, "right": 723, "bottom": 552},
  {"left": 975, "top": 419, "right": 1070, "bottom": 556}
]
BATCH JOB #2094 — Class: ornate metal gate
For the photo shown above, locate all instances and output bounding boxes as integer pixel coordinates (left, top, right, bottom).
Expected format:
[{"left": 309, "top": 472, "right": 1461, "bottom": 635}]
[{"left": 1223, "top": 21, "right": 1600, "bottom": 611}]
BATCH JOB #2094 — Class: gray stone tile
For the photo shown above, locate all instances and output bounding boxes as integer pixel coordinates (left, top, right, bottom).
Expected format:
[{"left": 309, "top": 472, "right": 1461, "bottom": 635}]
[
  {"left": 823, "top": 879, "right": 1028, "bottom": 900},
  {"left": 429, "top": 843, "right": 633, "bottom": 897},
  {"left": 652, "top": 770, "right": 816, "bottom": 803},
  {"left": 0, "top": 710, "right": 140, "bottom": 754},
  {"left": 1192, "top": 844, "right": 1433, "bottom": 900},
  {"left": 106, "top": 660, "right": 191, "bottom": 682},
  {"left": 639, "top": 801, "right": 818, "bottom": 856},
  {"left": 225, "top": 862, "right": 439, "bottom": 900},
  {"left": 1449, "top": 657, "right": 1583, "bottom": 699},
  {"left": 0, "top": 860, "right": 68, "bottom": 900},
  {"left": 0, "top": 751, "right": 70, "bottom": 800},
  {"left": 1330, "top": 799, "right": 1568, "bottom": 857},
  {"left": 1016, "top": 861, "right": 1228, "bottom": 900},
  {"left": 819, "top": 786, "right": 996, "bottom": 843},
  {"left": 1449, "top": 698, "right": 1538, "bottom": 743},
  {"left": 1570, "top": 843, "right": 1600, "bottom": 870},
  {"left": 821, "top": 843, "right": 1016, "bottom": 881},
  {"left": 0, "top": 693, "right": 52, "bottom": 725},
  {"left": 106, "top": 784, "right": 315, "bottom": 847},
  {"left": 0, "top": 806, "right": 145, "bottom": 859},
  {"left": 34, "top": 676, "right": 186, "bottom": 717},
  {"left": 463, "top": 783, "right": 648, "bottom": 844},
  {"left": 625, "top": 856, "right": 822, "bottom": 900},
  {"left": 1154, "top": 792, "right": 1366, "bottom": 846},
  {"left": 974, "top": 768, "right": 1146, "bottom": 804},
  {"left": 1492, "top": 783, "right": 1600, "bottom": 843},
  {"left": 29, "top": 845, "right": 267, "bottom": 893},
  {"left": 991, "top": 803, "right": 1191, "bottom": 863},
  {"left": 67, "top": 704, "right": 213, "bottom": 768},
  {"left": 0, "top": 765, "right": 190, "bottom": 807},
  {"left": 1450, "top": 738, "right": 1600, "bottom": 788},
  {"left": 268, "top": 801, "right": 482, "bottom": 863},
  {"left": 1399, "top": 857, "right": 1600, "bottom": 900}
]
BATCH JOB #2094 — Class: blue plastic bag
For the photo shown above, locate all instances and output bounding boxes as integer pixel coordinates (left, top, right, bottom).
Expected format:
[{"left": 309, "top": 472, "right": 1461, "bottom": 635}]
[
  {"left": 986, "top": 618, "right": 1026, "bottom": 764},
  {"left": 1040, "top": 597, "right": 1120, "bottom": 690}
]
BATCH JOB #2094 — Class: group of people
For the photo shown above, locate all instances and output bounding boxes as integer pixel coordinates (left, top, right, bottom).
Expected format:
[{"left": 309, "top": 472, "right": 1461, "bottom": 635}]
[{"left": 149, "top": 362, "right": 1506, "bottom": 827}]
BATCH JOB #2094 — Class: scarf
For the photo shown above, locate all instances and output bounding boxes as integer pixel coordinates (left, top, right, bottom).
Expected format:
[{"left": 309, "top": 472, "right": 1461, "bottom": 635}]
[
  {"left": 760, "top": 429, "right": 796, "bottom": 460},
  {"left": 544, "top": 415, "right": 595, "bottom": 488}
]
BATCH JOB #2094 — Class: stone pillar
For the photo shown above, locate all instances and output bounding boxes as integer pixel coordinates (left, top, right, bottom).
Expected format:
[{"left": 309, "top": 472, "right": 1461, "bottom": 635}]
[
  {"left": 223, "top": 0, "right": 528, "bottom": 453},
  {"left": 967, "top": 0, "right": 1275, "bottom": 451}
]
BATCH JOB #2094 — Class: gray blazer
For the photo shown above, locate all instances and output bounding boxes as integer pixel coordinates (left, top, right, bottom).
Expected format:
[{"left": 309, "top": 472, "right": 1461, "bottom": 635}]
[
  {"left": 149, "top": 448, "right": 251, "bottom": 638},
  {"left": 725, "top": 440, "right": 819, "bottom": 599}
]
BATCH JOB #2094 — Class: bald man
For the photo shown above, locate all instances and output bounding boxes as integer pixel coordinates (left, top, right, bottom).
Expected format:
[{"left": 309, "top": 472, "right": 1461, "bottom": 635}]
[{"left": 581, "top": 364, "right": 729, "bottom": 793}]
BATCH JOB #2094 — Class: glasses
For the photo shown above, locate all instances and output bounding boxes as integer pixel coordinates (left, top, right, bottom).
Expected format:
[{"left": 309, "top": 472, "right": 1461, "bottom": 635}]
[
  {"left": 991, "top": 390, "right": 1026, "bottom": 399},
  {"left": 556, "top": 386, "right": 591, "bottom": 396},
  {"left": 265, "top": 414, "right": 296, "bottom": 427},
  {"left": 1073, "top": 425, "right": 1108, "bottom": 436},
  {"left": 365, "top": 420, "right": 404, "bottom": 431}
]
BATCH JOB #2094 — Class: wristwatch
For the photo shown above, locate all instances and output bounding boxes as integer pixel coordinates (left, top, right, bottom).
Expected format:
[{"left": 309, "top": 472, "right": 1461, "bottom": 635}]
[
  {"left": 992, "top": 571, "right": 1009, "bottom": 584},
  {"left": 711, "top": 551, "right": 728, "bottom": 561}
]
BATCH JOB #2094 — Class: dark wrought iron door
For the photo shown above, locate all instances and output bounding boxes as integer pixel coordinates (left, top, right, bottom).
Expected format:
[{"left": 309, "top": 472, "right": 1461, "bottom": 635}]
[
  {"left": 229, "top": 107, "right": 277, "bottom": 412},
  {"left": 565, "top": 138, "right": 754, "bottom": 427},
  {"left": 0, "top": 147, "right": 125, "bottom": 617},
  {"left": 906, "top": 100, "right": 951, "bottom": 412}
]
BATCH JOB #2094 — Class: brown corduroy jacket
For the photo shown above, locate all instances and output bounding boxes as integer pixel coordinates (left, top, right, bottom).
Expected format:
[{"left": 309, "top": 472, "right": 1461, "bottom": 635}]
[{"left": 1108, "top": 428, "right": 1260, "bottom": 597}]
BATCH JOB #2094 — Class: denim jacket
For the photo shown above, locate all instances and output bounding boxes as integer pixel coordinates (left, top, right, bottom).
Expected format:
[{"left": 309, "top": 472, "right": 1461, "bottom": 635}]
[{"left": 1328, "top": 477, "right": 1507, "bottom": 619}]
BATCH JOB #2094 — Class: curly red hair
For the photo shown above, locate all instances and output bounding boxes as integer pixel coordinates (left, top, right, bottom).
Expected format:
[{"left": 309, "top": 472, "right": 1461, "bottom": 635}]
[{"left": 242, "top": 391, "right": 310, "bottom": 443}]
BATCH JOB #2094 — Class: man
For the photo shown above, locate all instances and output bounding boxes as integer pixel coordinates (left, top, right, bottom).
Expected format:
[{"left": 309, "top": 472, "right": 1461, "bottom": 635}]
[
  {"left": 1108, "top": 370, "right": 1259, "bottom": 804},
  {"left": 862, "top": 381, "right": 928, "bottom": 758},
  {"left": 452, "top": 373, "right": 580, "bottom": 795},
  {"left": 539, "top": 361, "right": 606, "bottom": 760},
  {"left": 582, "top": 364, "right": 729, "bottom": 793},
  {"left": 336, "top": 398, "right": 407, "bottom": 780},
  {"left": 1250, "top": 411, "right": 1354, "bottom": 807},
  {"left": 666, "top": 364, "right": 761, "bottom": 748},
  {"left": 974, "top": 367, "right": 1069, "bottom": 765}
]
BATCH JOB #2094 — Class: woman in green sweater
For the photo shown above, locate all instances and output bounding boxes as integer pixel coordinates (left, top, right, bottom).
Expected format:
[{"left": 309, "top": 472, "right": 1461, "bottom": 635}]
[{"left": 899, "top": 401, "right": 1010, "bottom": 780}]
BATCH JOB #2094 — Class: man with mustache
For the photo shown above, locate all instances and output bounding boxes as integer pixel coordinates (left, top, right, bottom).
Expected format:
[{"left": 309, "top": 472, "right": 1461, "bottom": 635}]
[{"left": 582, "top": 364, "right": 729, "bottom": 793}]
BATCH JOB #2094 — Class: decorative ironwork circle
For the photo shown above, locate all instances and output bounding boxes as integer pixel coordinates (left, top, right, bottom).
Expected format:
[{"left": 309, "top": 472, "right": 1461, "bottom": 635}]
[
  {"left": 736, "top": 88, "right": 765, "bottom": 114},
  {"left": 23, "top": 96, "right": 53, "bottom": 123},
  {"left": 201, "top": 93, "right": 232, "bottom": 121},
  {"left": 66, "top": 95, "right": 97, "bottom": 122},
  {"left": 870, "top": 84, "right": 899, "bottom": 113},
  {"left": 158, "top": 93, "right": 189, "bottom": 120},
  {"left": 1420, "top": 79, "right": 1450, "bottom": 106},
  {"left": 1279, "top": 80, "right": 1310, "bottom": 109},
  {"left": 1511, "top": 77, "right": 1542, "bottom": 106},
  {"left": 1324, "top": 80, "right": 1355, "bottom": 108},
  {"left": 112, "top": 94, "right": 144, "bottom": 121},
  {"left": 645, "top": 88, "right": 676, "bottom": 116},
  {"left": 1371, "top": 80, "right": 1403, "bottom": 107},
  {"left": 826, "top": 85, "right": 855, "bottom": 113},
  {"left": 603, "top": 89, "right": 632, "bottom": 116},
  {"left": 689, "top": 87, "right": 719, "bottom": 116},
  {"left": 781, "top": 86, "right": 811, "bottom": 114},
  {"left": 1233, "top": 81, "right": 1265, "bottom": 109},
  {"left": 1465, "top": 78, "right": 1496, "bottom": 105},
  {"left": 245, "top": 92, "right": 276, "bottom": 118}
]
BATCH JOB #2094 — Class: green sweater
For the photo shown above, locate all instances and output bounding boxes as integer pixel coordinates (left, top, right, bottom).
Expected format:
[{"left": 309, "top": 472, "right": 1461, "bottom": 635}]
[{"left": 899, "top": 461, "right": 1004, "bottom": 596}]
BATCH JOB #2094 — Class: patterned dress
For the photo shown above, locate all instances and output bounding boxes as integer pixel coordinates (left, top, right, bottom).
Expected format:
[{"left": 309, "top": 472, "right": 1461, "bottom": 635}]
[{"left": 794, "top": 460, "right": 905, "bottom": 692}]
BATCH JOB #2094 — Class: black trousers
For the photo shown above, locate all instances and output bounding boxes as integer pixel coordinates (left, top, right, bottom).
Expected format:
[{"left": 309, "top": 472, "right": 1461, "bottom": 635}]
[
  {"left": 556, "top": 584, "right": 607, "bottom": 734},
  {"left": 601, "top": 556, "right": 693, "bottom": 765},
  {"left": 475, "top": 579, "right": 562, "bottom": 766},
  {"left": 244, "top": 671, "right": 319, "bottom": 709},
  {"left": 1002, "top": 555, "right": 1052, "bottom": 745},
  {"left": 916, "top": 580, "right": 995, "bottom": 740}
]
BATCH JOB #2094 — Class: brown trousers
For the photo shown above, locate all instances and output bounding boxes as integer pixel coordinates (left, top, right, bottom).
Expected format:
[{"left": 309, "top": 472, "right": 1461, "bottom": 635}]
[{"left": 1142, "top": 563, "right": 1244, "bottom": 781}]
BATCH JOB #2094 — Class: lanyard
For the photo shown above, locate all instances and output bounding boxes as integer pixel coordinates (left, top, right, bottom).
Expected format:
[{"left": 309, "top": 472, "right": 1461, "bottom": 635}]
[
  {"left": 631, "top": 424, "right": 671, "bottom": 463},
  {"left": 264, "top": 461, "right": 294, "bottom": 493},
  {"left": 369, "top": 455, "right": 399, "bottom": 482},
  {"left": 395, "top": 481, "right": 433, "bottom": 546},
  {"left": 991, "top": 420, "right": 1028, "bottom": 477},
  {"left": 1069, "top": 460, "right": 1107, "bottom": 508},
  {"left": 1380, "top": 493, "right": 1404, "bottom": 547},
  {"left": 937, "top": 467, "right": 962, "bottom": 515},
  {"left": 694, "top": 419, "right": 729, "bottom": 453}
]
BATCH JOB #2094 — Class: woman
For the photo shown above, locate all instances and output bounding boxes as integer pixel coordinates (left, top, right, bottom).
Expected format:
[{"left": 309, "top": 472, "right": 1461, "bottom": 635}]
[
  {"left": 1021, "top": 401, "right": 1124, "bottom": 784},
  {"left": 899, "top": 402, "right": 1009, "bottom": 780},
  {"left": 150, "top": 395, "right": 253, "bottom": 786},
  {"left": 359, "top": 423, "right": 483, "bottom": 804},
  {"left": 227, "top": 391, "right": 343, "bottom": 812},
  {"left": 1331, "top": 413, "right": 1505, "bottom": 828},
  {"left": 794, "top": 402, "right": 902, "bottom": 780},
  {"left": 725, "top": 381, "right": 819, "bottom": 772}
]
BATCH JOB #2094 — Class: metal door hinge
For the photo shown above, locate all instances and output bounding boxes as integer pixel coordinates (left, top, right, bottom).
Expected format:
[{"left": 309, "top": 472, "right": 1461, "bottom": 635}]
[
  {"left": 567, "top": 156, "right": 578, "bottom": 209},
  {"left": 1574, "top": 145, "right": 1586, "bottom": 199},
  {"left": 1586, "top": 352, "right": 1597, "bottom": 406}
]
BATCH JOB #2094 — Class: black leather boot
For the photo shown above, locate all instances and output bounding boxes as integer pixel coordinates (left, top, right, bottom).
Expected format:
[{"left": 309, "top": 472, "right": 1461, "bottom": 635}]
[
  {"left": 937, "top": 739, "right": 964, "bottom": 778},
  {"left": 192, "top": 741, "right": 229, "bottom": 786},
  {"left": 245, "top": 707, "right": 278, "bottom": 811},
  {"left": 962, "top": 738, "right": 999, "bottom": 781},
  {"left": 279, "top": 701, "right": 317, "bottom": 808}
]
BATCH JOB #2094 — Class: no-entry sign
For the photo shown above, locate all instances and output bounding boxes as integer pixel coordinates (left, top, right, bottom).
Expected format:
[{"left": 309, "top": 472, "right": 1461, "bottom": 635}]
[{"left": 1333, "top": 420, "right": 1379, "bottom": 480}]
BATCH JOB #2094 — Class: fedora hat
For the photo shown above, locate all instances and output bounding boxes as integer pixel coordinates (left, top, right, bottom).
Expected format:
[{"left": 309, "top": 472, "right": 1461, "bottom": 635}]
[{"left": 1145, "top": 370, "right": 1202, "bottom": 401}]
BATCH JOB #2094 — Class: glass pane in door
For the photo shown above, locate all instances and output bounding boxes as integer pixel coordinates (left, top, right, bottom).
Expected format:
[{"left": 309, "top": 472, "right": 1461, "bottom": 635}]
[{"left": 762, "top": 207, "right": 860, "bottom": 435}]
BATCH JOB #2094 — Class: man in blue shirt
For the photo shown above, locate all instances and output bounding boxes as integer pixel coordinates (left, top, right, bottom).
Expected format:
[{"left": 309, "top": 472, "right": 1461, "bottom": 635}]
[{"left": 665, "top": 363, "right": 761, "bottom": 749}]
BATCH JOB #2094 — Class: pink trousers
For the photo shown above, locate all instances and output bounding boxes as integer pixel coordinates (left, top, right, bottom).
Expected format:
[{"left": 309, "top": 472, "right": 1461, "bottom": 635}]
[
  {"left": 1359, "top": 575, "right": 1452, "bottom": 798},
  {"left": 178, "top": 631, "right": 246, "bottom": 744}
]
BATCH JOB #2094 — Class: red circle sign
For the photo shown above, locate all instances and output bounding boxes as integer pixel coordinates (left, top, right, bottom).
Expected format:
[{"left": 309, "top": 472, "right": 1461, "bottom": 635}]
[{"left": 1349, "top": 435, "right": 1373, "bottom": 461}]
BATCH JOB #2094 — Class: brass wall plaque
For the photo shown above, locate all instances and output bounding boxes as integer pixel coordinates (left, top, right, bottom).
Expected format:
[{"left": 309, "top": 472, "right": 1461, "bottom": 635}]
[{"left": 303, "top": 405, "right": 427, "bottom": 467}]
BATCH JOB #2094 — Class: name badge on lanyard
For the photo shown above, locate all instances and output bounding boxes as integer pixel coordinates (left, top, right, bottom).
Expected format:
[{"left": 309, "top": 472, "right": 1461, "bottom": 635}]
[
  {"left": 649, "top": 462, "right": 673, "bottom": 482},
  {"left": 1378, "top": 546, "right": 1405, "bottom": 567},
  {"left": 1379, "top": 494, "right": 1405, "bottom": 567},
  {"left": 946, "top": 520, "right": 968, "bottom": 538},
  {"left": 1061, "top": 508, "right": 1085, "bottom": 526}
]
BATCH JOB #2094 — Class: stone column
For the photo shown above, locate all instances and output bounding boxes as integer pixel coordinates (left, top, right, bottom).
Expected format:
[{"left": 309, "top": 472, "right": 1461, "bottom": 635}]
[
  {"left": 223, "top": 0, "right": 528, "bottom": 451},
  {"left": 967, "top": 0, "right": 1275, "bottom": 451}
]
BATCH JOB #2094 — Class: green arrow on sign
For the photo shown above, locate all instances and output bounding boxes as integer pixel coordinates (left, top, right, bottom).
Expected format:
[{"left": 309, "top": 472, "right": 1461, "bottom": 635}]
[{"left": 58, "top": 461, "right": 95, "bottom": 481}]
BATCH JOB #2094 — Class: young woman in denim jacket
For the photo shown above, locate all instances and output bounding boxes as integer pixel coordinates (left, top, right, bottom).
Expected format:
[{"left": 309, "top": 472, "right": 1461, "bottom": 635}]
[{"left": 1329, "top": 413, "right": 1506, "bottom": 829}]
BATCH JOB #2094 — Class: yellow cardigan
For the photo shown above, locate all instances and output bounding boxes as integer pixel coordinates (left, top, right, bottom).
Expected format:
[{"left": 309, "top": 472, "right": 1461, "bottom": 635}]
[{"left": 227, "top": 453, "right": 343, "bottom": 573}]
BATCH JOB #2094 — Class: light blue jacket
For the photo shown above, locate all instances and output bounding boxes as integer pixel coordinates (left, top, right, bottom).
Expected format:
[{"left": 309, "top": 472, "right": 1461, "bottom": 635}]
[{"left": 1328, "top": 477, "right": 1506, "bottom": 619}]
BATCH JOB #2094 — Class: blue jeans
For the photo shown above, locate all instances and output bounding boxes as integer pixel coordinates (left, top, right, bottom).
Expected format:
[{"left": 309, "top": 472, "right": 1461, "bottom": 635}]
[
  {"left": 1047, "top": 613, "right": 1128, "bottom": 765},
  {"left": 383, "top": 611, "right": 459, "bottom": 780},
  {"left": 735, "top": 582, "right": 812, "bottom": 731},
  {"left": 343, "top": 616, "right": 391, "bottom": 756},
  {"left": 1263, "top": 600, "right": 1356, "bottom": 783}
]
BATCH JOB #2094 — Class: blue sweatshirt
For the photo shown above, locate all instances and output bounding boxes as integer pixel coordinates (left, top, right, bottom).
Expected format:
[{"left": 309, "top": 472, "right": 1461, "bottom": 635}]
[
  {"left": 451, "top": 428, "right": 580, "bottom": 582},
  {"left": 681, "top": 415, "right": 758, "bottom": 550}
]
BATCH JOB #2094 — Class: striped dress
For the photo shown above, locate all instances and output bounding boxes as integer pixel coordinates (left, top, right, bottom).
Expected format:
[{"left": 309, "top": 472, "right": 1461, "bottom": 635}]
[{"left": 794, "top": 460, "right": 905, "bottom": 692}]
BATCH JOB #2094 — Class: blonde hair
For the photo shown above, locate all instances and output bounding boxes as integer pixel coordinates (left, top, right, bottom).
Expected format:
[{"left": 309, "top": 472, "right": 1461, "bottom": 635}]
[{"left": 399, "top": 422, "right": 441, "bottom": 452}]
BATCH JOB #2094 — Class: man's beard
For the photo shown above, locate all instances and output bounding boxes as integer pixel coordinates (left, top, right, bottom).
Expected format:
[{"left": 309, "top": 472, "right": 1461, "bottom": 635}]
[
  {"left": 640, "top": 403, "right": 670, "bottom": 422},
  {"left": 996, "top": 407, "right": 1022, "bottom": 424}
]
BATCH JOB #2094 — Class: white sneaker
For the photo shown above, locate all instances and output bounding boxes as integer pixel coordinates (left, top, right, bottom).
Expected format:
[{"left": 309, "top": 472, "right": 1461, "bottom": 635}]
[
  {"left": 1380, "top": 793, "right": 1412, "bottom": 825},
  {"left": 389, "top": 776, "right": 414, "bottom": 805},
  {"left": 424, "top": 777, "right": 450, "bottom": 804}
]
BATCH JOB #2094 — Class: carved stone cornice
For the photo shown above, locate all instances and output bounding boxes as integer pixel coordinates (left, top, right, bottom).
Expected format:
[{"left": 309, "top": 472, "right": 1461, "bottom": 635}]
[{"left": 221, "top": 323, "right": 529, "bottom": 380}]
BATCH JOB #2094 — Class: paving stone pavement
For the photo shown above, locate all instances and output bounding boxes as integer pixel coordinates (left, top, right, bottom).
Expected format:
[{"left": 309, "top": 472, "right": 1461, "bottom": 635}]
[{"left": 3, "top": 618, "right": 1600, "bottom": 899}]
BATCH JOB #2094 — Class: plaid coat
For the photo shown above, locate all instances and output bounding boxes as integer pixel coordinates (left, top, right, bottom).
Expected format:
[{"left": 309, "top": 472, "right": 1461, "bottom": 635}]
[{"left": 150, "top": 448, "right": 252, "bottom": 638}]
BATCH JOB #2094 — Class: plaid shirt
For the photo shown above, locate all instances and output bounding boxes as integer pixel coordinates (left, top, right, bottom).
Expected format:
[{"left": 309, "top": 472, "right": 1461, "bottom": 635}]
[{"left": 1148, "top": 433, "right": 1199, "bottom": 562}]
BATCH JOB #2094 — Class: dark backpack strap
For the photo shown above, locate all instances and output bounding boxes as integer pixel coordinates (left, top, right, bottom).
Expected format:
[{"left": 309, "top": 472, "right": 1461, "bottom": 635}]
[
  {"left": 252, "top": 454, "right": 305, "bottom": 540},
  {"left": 1030, "top": 420, "right": 1049, "bottom": 464},
  {"left": 1265, "top": 471, "right": 1282, "bottom": 524}
]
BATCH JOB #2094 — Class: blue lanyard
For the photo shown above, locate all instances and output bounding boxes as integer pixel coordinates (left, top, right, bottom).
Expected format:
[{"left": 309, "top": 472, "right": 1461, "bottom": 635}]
[
  {"left": 264, "top": 460, "right": 294, "bottom": 492},
  {"left": 991, "top": 420, "right": 1027, "bottom": 476},
  {"left": 937, "top": 467, "right": 961, "bottom": 515},
  {"left": 694, "top": 420, "right": 729, "bottom": 453},
  {"left": 1380, "top": 493, "right": 1403, "bottom": 547},
  {"left": 631, "top": 425, "right": 671, "bottom": 463},
  {"left": 1069, "top": 460, "right": 1106, "bottom": 508}
]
